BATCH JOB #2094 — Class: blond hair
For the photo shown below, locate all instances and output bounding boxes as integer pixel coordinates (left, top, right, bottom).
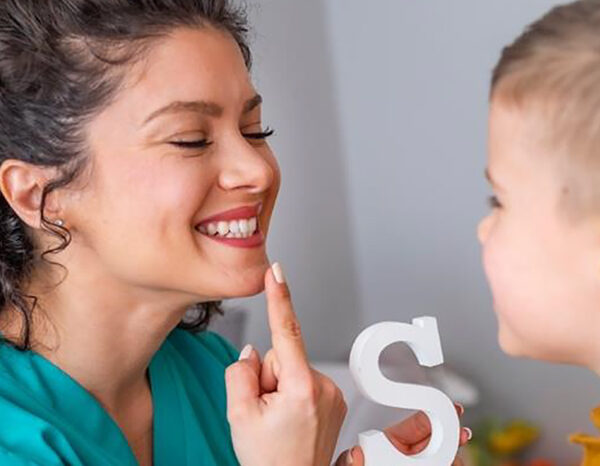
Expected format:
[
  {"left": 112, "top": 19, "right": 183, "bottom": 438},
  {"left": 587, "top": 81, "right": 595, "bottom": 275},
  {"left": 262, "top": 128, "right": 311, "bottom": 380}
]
[{"left": 492, "top": 0, "right": 600, "bottom": 218}]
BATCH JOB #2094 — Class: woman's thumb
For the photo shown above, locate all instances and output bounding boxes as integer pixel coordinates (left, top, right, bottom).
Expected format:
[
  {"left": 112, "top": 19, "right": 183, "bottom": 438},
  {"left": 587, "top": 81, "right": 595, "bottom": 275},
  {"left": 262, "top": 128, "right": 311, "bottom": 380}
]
[{"left": 225, "top": 344, "right": 261, "bottom": 418}]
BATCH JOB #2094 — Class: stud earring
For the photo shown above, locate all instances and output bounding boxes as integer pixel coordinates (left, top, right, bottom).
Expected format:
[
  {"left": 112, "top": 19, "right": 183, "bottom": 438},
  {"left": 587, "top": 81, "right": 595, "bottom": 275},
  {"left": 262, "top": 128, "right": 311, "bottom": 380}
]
[{"left": 54, "top": 219, "right": 65, "bottom": 227}]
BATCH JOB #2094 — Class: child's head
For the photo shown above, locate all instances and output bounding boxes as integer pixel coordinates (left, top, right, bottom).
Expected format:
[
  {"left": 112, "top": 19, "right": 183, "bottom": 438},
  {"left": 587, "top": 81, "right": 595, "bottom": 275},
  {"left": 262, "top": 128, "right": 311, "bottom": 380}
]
[{"left": 478, "top": 0, "right": 600, "bottom": 371}]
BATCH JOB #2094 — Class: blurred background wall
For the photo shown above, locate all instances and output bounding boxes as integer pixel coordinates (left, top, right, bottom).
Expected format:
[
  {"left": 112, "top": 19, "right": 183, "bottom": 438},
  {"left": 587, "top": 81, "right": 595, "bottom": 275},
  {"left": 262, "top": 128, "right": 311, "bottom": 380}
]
[{"left": 225, "top": 0, "right": 600, "bottom": 462}]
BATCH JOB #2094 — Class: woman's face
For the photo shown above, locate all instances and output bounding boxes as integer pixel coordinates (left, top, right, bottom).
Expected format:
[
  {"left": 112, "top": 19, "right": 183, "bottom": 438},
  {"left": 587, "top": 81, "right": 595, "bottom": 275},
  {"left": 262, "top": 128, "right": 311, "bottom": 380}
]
[{"left": 65, "top": 26, "right": 280, "bottom": 303}]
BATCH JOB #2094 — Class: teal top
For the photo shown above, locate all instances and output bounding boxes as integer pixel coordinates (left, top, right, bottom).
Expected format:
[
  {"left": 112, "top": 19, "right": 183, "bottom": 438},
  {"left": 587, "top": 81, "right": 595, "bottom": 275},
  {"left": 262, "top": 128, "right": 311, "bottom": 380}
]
[{"left": 0, "top": 328, "right": 241, "bottom": 465}]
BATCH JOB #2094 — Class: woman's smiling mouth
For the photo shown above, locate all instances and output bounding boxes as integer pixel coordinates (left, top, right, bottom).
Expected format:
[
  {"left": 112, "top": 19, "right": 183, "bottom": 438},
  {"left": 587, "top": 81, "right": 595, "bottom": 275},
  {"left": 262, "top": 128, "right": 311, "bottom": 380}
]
[{"left": 195, "top": 203, "right": 264, "bottom": 248}]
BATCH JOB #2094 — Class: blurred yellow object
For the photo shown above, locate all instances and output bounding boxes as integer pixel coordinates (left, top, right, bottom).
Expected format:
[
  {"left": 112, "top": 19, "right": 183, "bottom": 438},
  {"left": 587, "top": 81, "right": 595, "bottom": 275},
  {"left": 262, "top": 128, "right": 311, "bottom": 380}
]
[
  {"left": 527, "top": 460, "right": 555, "bottom": 466},
  {"left": 488, "top": 420, "right": 539, "bottom": 455},
  {"left": 570, "top": 406, "right": 600, "bottom": 466}
]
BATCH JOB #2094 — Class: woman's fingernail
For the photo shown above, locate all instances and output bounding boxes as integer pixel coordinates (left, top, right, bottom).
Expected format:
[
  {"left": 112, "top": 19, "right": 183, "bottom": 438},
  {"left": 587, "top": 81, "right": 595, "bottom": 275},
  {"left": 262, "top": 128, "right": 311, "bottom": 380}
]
[
  {"left": 346, "top": 447, "right": 355, "bottom": 465},
  {"left": 272, "top": 262, "right": 286, "bottom": 284},
  {"left": 464, "top": 427, "right": 473, "bottom": 441},
  {"left": 238, "top": 344, "right": 253, "bottom": 360},
  {"left": 456, "top": 402, "right": 465, "bottom": 416}
]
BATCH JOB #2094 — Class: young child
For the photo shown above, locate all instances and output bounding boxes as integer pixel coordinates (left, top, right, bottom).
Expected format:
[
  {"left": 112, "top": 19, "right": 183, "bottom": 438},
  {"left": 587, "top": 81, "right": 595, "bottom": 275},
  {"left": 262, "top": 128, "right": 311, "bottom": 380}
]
[{"left": 478, "top": 1, "right": 600, "bottom": 464}]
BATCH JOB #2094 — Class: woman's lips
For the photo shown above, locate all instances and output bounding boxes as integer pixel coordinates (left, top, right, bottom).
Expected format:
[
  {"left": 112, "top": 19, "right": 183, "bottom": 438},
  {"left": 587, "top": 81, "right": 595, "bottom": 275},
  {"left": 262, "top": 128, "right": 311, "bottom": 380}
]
[
  {"left": 195, "top": 203, "right": 265, "bottom": 249},
  {"left": 196, "top": 203, "right": 262, "bottom": 227}
]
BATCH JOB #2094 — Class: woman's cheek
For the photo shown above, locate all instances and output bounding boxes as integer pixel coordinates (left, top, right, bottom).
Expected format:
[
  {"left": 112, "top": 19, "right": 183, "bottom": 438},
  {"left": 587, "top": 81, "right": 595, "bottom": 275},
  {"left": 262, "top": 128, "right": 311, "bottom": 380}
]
[{"left": 262, "top": 151, "right": 281, "bottom": 232}]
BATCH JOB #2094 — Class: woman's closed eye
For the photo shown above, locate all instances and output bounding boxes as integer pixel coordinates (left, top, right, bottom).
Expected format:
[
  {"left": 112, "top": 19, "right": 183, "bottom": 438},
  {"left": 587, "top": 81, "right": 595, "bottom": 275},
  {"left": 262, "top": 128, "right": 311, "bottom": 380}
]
[
  {"left": 243, "top": 127, "right": 275, "bottom": 140},
  {"left": 170, "top": 139, "right": 213, "bottom": 149},
  {"left": 169, "top": 127, "right": 275, "bottom": 151}
]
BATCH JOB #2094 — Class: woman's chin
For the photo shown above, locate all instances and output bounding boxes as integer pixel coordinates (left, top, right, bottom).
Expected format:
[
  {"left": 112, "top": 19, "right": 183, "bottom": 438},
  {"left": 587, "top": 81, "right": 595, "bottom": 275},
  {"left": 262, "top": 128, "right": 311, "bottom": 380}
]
[
  {"left": 216, "top": 265, "right": 269, "bottom": 299},
  {"left": 228, "top": 280, "right": 265, "bottom": 299}
]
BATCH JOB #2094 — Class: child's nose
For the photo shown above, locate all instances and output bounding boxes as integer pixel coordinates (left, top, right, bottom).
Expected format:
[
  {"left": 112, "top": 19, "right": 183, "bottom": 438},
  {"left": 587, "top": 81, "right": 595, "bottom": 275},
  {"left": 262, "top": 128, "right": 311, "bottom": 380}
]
[{"left": 477, "top": 216, "right": 492, "bottom": 244}]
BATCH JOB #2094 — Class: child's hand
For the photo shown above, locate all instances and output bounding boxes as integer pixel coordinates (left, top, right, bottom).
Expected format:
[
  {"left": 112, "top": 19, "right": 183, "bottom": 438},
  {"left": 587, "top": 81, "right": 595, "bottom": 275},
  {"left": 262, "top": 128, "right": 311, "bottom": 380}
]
[
  {"left": 333, "top": 405, "right": 471, "bottom": 465},
  {"left": 225, "top": 264, "right": 347, "bottom": 466}
]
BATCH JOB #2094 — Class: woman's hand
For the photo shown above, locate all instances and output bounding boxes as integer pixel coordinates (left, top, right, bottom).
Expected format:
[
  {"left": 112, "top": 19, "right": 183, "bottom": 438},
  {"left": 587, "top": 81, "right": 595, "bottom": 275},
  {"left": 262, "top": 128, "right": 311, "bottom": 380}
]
[
  {"left": 333, "top": 406, "right": 472, "bottom": 466},
  {"left": 225, "top": 263, "right": 348, "bottom": 466}
]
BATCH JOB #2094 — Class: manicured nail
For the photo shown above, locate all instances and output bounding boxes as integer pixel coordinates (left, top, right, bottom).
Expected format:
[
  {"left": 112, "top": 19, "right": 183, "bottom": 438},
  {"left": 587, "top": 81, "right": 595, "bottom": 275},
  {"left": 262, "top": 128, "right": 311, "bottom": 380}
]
[
  {"left": 456, "top": 402, "right": 465, "bottom": 416},
  {"left": 464, "top": 427, "right": 473, "bottom": 441},
  {"left": 346, "top": 447, "right": 355, "bottom": 465},
  {"left": 238, "top": 344, "right": 253, "bottom": 360},
  {"left": 272, "top": 262, "right": 286, "bottom": 284}
]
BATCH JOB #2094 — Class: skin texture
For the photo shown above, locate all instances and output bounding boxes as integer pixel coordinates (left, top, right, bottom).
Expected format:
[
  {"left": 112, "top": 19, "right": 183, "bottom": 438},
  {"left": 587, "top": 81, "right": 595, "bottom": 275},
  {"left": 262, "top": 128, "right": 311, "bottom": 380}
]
[
  {"left": 333, "top": 405, "right": 470, "bottom": 465},
  {"left": 478, "top": 99, "right": 600, "bottom": 373},
  {"left": 0, "top": 25, "right": 470, "bottom": 466},
  {"left": 0, "top": 26, "right": 279, "bottom": 465},
  {"left": 226, "top": 268, "right": 349, "bottom": 466},
  {"left": 227, "top": 269, "right": 470, "bottom": 466}
]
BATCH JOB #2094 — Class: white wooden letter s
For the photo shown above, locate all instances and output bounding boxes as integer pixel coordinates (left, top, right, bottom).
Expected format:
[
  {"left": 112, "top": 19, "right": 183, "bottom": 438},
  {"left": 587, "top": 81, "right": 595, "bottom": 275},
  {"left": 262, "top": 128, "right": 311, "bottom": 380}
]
[{"left": 349, "top": 317, "right": 459, "bottom": 465}]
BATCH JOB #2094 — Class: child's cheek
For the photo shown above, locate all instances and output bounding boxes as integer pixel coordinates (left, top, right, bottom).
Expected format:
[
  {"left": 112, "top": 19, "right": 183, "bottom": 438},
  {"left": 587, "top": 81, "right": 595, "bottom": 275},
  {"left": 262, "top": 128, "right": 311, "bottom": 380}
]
[
  {"left": 480, "top": 228, "right": 529, "bottom": 353},
  {"left": 481, "top": 230, "right": 505, "bottom": 310},
  {"left": 482, "top": 224, "right": 561, "bottom": 361}
]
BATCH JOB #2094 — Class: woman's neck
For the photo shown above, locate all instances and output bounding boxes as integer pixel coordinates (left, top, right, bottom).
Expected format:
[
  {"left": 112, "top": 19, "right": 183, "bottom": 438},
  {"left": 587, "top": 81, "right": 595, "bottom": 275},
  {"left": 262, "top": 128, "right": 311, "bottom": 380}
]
[{"left": 0, "top": 267, "right": 190, "bottom": 416}]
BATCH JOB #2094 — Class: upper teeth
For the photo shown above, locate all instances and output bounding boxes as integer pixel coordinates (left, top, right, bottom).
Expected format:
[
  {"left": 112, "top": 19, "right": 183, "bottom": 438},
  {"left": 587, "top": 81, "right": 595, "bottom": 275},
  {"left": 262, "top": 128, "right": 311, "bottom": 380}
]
[{"left": 199, "top": 217, "right": 258, "bottom": 238}]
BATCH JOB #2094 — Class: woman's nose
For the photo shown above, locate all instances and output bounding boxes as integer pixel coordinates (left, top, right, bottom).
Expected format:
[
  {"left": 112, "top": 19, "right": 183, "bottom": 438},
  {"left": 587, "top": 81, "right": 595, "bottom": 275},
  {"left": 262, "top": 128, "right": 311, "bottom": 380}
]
[{"left": 218, "top": 137, "right": 275, "bottom": 194}]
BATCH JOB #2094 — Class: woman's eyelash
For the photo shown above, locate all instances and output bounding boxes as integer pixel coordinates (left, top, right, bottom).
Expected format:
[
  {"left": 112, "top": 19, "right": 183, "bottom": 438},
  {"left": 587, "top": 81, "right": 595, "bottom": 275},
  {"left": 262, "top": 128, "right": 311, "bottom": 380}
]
[
  {"left": 170, "top": 140, "right": 213, "bottom": 149},
  {"left": 169, "top": 127, "right": 275, "bottom": 150},
  {"left": 243, "top": 127, "right": 275, "bottom": 140},
  {"left": 488, "top": 195, "right": 502, "bottom": 209}
]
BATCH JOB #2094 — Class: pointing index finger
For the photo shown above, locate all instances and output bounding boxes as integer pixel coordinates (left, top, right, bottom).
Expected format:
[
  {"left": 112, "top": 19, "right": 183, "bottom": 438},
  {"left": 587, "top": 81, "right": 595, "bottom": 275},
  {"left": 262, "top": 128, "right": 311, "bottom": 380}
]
[{"left": 265, "top": 263, "right": 311, "bottom": 383}]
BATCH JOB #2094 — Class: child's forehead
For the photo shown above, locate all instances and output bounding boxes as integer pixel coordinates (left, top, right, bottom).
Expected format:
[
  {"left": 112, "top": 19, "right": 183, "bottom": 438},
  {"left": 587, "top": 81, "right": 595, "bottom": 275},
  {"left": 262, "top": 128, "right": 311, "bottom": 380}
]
[
  {"left": 489, "top": 98, "right": 550, "bottom": 143},
  {"left": 488, "top": 100, "right": 563, "bottom": 190}
]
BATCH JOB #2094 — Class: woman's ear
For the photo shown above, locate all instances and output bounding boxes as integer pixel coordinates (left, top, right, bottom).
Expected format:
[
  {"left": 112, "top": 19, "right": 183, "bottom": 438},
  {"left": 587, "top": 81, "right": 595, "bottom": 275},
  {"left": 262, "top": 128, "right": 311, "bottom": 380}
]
[{"left": 0, "top": 159, "right": 61, "bottom": 229}]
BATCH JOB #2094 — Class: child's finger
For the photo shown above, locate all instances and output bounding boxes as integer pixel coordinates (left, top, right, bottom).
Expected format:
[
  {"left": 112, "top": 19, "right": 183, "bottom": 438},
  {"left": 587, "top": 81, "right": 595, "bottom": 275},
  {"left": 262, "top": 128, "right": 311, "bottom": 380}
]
[
  {"left": 342, "top": 425, "right": 468, "bottom": 465},
  {"left": 384, "top": 407, "right": 471, "bottom": 452},
  {"left": 383, "top": 411, "right": 431, "bottom": 446},
  {"left": 460, "top": 427, "right": 473, "bottom": 445},
  {"left": 408, "top": 426, "right": 472, "bottom": 453}
]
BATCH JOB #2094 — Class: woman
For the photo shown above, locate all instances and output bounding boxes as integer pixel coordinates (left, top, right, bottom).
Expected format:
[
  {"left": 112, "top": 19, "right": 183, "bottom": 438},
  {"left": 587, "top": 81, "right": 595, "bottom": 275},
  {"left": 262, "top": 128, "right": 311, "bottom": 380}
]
[{"left": 0, "top": 1, "right": 469, "bottom": 465}]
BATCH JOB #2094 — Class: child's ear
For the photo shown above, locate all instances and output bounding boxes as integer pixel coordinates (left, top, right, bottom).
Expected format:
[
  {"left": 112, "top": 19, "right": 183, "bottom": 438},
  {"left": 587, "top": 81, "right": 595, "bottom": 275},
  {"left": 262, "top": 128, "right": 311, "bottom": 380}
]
[{"left": 0, "top": 159, "right": 62, "bottom": 228}]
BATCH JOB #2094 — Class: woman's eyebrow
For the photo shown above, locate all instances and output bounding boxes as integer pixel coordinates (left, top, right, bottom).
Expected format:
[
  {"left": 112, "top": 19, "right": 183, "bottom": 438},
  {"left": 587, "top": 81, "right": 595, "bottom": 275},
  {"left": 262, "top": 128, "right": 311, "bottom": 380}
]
[{"left": 141, "top": 94, "right": 263, "bottom": 127}]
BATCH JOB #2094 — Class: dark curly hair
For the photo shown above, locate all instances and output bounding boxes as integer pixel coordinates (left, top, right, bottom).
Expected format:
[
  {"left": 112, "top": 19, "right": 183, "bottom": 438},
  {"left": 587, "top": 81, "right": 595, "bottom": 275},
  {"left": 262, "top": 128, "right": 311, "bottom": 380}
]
[{"left": 0, "top": 0, "right": 252, "bottom": 351}]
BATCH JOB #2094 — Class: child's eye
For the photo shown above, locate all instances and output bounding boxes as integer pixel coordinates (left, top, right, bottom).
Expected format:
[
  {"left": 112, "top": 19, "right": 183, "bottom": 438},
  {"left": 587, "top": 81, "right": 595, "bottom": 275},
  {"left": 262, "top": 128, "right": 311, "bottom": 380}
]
[
  {"left": 488, "top": 195, "right": 502, "bottom": 209},
  {"left": 242, "top": 126, "right": 275, "bottom": 141}
]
